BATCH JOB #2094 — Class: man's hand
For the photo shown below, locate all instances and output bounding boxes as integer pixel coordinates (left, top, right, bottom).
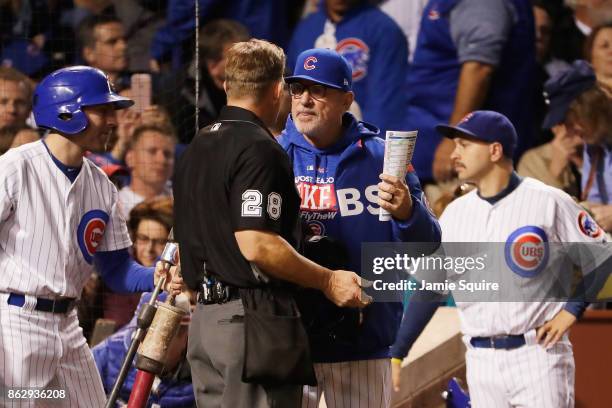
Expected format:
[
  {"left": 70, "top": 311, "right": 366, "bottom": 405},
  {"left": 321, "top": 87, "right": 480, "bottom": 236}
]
[
  {"left": 378, "top": 174, "right": 413, "bottom": 221},
  {"left": 391, "top": 358, "right": 402, "bottom": 392},
  {"left": 432, "top": 138, "right": 456, "bottom": 182},
  {"left": 549, "top": 124, "right": 584, "bottom": 178},
  {"left": 536, "top": 309, "right": 577, "bottom": 349},
  {"left": 322, "top": 270, "right": 372, "bottom": 308},
  {"left": 589, "top": 204, "right": 612, "bottom": 232},
  {"left": 154, "top": 262, "right": 184, "bottom": 297}
]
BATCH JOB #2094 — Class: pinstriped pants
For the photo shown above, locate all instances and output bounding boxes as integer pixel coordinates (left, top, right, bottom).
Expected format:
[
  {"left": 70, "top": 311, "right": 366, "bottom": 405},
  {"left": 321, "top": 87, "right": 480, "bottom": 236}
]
[
  {"left": 0, "top": 297, "right": 106, "bottom": 407},
  {"left": 465, "top": 330, "right": 575, "bottom": 408},
  {"left": 302, "top": 359, "right": 391, "bottom": 408}
]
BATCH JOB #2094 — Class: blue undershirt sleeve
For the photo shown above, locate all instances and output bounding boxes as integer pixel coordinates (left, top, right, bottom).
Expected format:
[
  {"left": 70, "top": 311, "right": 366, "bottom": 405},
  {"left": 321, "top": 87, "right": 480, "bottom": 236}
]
[{"left": 94, "top": 249, "right": 155, "bottom": 294}]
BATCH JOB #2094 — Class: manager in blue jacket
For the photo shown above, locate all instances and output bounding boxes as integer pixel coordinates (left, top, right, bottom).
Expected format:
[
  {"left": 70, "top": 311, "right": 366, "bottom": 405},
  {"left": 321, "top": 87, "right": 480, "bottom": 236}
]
[{"left": 279, "top": 48, "right": 441, "bottom": 408}]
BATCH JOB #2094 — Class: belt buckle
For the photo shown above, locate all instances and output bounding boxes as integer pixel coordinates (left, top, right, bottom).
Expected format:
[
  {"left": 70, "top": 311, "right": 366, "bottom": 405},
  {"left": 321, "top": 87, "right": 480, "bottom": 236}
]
[{"left": 489, "top": 335, "right": 506, "bottom": 349}]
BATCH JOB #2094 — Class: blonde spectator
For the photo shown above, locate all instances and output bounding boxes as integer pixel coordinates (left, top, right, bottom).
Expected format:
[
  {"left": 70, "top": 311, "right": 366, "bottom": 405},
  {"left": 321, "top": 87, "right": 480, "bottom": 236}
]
[{"left": 118, "top": 124, "right": 176, "bottom": 219}]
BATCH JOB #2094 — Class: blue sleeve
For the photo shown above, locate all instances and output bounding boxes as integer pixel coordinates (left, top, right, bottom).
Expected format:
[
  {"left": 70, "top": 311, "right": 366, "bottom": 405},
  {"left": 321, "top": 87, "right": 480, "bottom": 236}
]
[
  {"left": 361, "top": 17, "right": 408, "bottom": 133},
  {"left": 91, "top": 341, "right": 110, "bottom": 392},
  {"left": 391, "top": 171, "right": 441, "bottom": 243},
  {"left": 449, "top": 0, "right": 513, "bottom": 65},
  {"left": 94, "top": 249, "right": 155, "bottom": 294},
  {"left": 151, "top": 0, "right": 220, "bottom": 61},
  {"left": 563, "top": 301, "right": 588, "bottom": 318},
  {"left": 390, "top": 288, "right": 446, "bottom": 359},
  {"left": 562, "top": 255, "right": 612, "bottom": 317}
]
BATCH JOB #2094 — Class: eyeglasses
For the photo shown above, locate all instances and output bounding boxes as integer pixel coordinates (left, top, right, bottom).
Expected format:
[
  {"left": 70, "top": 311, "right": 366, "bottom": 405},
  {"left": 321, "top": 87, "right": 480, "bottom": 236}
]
[
  {"left": 289, "top": 82, "right": 327, "bottom": 101},
  {"left": 135, "top": 234, "right": 168, "bottom": 248}
]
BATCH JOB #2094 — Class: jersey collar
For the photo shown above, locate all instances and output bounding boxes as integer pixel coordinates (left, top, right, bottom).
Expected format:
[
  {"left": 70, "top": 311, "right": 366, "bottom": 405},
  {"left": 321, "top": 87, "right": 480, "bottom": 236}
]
[
  {"left": 218, "top": 105, "right": 274, "bottom": 139},
  {"left": 477, "top": 171, "right": 523, "bottom": 205}
]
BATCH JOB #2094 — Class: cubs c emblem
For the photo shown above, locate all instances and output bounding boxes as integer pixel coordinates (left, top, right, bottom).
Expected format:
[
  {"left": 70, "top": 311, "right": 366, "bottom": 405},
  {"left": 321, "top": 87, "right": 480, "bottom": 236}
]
[
  {"left": 308, "top": 220, "right": 326, "bottom": 236},
  {"left": 459, "top": 112, "right": 474, "bottom": 125},
  {"left": 504, "top": 226, "right": 549, "bottom": 278},
  {"left": 304, "top": 56, "right": 317, "bottom": 70},
  {"left": 577, "top": 211, "right": 603, "bottom": 239},
  {"left": 336, "top": 38, "right": 370, "bottom": 81},
  {"left": 77, "top": 209, "right": 109, "bottom": 264}
]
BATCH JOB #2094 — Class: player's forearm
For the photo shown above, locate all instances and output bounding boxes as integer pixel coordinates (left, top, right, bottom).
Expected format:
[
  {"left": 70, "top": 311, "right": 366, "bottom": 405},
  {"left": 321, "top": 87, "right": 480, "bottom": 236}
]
[
  {"left": 390, "top": 288, "right": 444, "bottom": 358},
  {"left": 450, "top": 61, "right": 494, "bottom": 125},
  {"left": 94, "top": 249, "right": 155, "bottom": 293},
  {"left": 234, "top": 230, "right": 332, "bottom": 291}
]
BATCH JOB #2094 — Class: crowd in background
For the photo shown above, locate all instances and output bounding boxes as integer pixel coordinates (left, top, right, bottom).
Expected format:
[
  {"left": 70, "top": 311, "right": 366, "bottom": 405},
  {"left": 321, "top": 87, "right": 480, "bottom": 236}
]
[{"left": 0, "top": 0, "right": 611, "bottom": 404}]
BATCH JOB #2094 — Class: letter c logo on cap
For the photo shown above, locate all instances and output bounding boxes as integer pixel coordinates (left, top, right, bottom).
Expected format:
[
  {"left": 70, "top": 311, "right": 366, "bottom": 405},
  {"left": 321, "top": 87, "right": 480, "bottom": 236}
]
[{"left": 304, "top": 56, "right": 317, "bottom": 70}]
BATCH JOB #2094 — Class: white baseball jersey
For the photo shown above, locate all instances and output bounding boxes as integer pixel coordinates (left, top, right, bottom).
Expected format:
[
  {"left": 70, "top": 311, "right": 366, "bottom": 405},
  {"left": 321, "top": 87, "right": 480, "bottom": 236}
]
[
  {"left": 437, "top": 176, "right": 608, "bottom": 408},
  {"left": 438, "top": 177, "right": 609, "bottom": 337},
  {"left": 0, "top": 140, "right": 131, "bottom": 298}
]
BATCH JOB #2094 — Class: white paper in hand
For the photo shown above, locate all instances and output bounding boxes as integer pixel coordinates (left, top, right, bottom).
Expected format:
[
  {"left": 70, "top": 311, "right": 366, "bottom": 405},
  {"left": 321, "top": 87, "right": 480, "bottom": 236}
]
[{"left": 380, "top": 130, "right": 418, "bottom": 221}]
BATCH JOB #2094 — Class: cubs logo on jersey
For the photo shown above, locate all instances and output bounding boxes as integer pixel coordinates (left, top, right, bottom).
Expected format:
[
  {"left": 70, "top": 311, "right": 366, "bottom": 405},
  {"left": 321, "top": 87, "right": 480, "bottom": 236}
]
[
  {"left": 504, "top": 226, "right": 549, "bottom": 278},
  {"left": 577, "top": 211, "right": 603, "bottom": 239},
  {"left": 77, "top": 209, "right": 109, "bottom": 264},
  {"left": 336, "top": 38, "right": 369, "bottom": 81}
]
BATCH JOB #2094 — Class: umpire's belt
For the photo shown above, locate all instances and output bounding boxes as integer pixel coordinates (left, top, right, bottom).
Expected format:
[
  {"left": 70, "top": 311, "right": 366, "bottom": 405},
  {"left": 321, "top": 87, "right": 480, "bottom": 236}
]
[
  {"left": 197, "top": 279, "right": 240, "bottom": 305},
  {"left": 470, "top": 334, "right": 526, "bottom": 350},
  {"left": 7, "top": 293, "right": 76, "bottom": 314}
]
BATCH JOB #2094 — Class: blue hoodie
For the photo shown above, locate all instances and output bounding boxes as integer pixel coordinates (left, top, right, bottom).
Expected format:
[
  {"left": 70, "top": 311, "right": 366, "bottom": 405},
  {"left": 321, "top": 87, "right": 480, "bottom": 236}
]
[{"left": 278, "top": 113, "right": 441, "bottom": 362}]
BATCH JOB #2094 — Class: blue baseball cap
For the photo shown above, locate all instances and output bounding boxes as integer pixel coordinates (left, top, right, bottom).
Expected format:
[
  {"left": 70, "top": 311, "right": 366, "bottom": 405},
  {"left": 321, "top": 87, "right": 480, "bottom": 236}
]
[
  {"left": 285, "top": 48, "right": 352, "bottom": 91},
  {"left": 542, "top": 60, "right": 596, "bottom": 129},
  {"left": 435, "top": 110, "right": 518, "bottom": 158}
]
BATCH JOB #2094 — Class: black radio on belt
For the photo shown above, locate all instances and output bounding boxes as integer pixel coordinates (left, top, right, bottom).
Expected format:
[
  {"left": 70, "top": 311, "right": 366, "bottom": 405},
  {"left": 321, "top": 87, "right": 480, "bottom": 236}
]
[{"left": 197, "top": 277, "right": 234, "bottom": 304}]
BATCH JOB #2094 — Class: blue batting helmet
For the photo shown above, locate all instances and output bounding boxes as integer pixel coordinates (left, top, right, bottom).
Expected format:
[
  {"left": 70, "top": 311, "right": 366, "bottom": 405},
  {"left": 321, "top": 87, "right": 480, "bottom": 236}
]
[{"left": 33, "top": 66, "right": 133, "bottom": 135}]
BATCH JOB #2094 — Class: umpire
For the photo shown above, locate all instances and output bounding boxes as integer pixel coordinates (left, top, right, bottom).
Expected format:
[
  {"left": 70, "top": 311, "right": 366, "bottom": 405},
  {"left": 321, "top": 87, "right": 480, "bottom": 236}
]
[{"left": 174, "top": 39, "right": 369, "bottom": 408}]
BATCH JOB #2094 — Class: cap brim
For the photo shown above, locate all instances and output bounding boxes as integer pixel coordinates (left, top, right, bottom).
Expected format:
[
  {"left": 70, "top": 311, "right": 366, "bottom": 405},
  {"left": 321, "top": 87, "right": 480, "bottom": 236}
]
[
  {"left": 285, "top": 74, "right": 344, "bottom": 90},
  {"left": 435, "top": 124, "right": 480, "bottom": 140}
]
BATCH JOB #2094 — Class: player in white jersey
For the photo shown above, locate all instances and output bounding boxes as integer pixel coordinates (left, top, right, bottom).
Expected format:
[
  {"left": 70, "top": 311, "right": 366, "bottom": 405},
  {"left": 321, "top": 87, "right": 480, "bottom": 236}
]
[
  {"left": 0, "top": 66, "right": 181, "bottom": 407},
  {"left": 390, "top": 111, "right": 611, "bottom": 407}
]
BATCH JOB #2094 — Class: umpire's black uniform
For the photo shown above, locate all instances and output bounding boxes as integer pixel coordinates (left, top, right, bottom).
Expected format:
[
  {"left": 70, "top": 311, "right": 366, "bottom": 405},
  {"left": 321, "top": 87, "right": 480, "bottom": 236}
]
[{"left": 174, "top": 106, "right": 306, "bottom": 407}]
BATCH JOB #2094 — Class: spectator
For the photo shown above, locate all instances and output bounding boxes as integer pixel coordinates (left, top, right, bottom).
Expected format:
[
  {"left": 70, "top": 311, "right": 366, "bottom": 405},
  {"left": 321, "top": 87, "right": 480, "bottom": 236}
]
[
  {"left": 119, "top": 124, "right": 175, "bottom": 219},
  {"left": 585, "top": 22, "right": 612, "bottom": 91},
  {"left": 552, "top": 0, "right": 612, "bottom": 63},
  {"left": 112, "top": 0, "right": 165, "bottom": 72},
  {"left": 377, "top": 0, "right": 428, "bottom": 63},
  {"left": 517, "top": 127, "right": 583, "bottom": 198},
  {"left": 288, "top": 0, "right": 408, "bottom": 135},
  {"left": 0, "top": 125, "right": 39, "bottom": 154},
  {"left": 404, "top": 0, "right": 535, "bottom": 184},
  {"left": 0, "top": 66, "right": 32, "bottom": 131},
  {"left": 534, "top": 60, "right": 612, "bottom": 232},
  {"left": 568, "top": 88, "right": 612, "bottom": 232},
  {"left": 0, "top": 0, "right": 50, "bottom": 76},
  {"left": 93, "top": 292, "right": 194, "bottom": 407},
  {"left": 158, "top": 19, "right": 249, "bottom": 143},
  {"left": 77, "top": 14, "right": 129, "bottom": 88},
  {"left": 150, "top": 0, "right": 294, "bottom": 72},
  {"left": 102, "top": 197, "right": 174, "bottom": 328}
]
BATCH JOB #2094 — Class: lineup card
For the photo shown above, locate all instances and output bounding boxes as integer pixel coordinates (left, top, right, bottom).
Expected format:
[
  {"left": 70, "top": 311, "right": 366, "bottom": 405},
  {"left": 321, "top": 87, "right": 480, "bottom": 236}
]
[{"left": 380, "top": 130, "right": 418, "bottom": 221}]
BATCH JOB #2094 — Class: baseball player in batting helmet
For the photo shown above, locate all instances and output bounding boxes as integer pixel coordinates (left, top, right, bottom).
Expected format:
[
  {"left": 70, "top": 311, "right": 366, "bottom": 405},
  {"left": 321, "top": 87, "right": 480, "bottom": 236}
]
[{"left": 0, "top": 66, "right": 182, "bottom": 407}]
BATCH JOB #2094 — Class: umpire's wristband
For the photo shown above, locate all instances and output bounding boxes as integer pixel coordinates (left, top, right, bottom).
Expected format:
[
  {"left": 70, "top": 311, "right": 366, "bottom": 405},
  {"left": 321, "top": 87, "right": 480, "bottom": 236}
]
[{"left": 391, "top": 357, "right": 403, "bottom": 365}]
